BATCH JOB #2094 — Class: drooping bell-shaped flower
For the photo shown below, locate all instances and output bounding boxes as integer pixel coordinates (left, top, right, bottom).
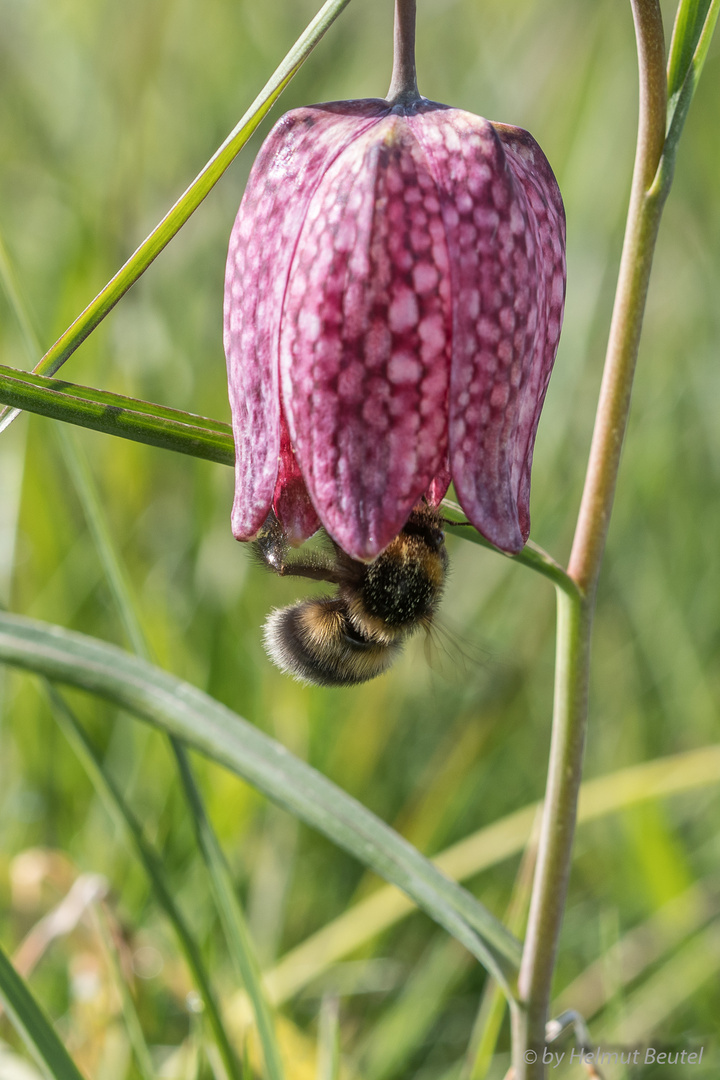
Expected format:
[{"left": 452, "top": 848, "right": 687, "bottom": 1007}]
[{"left": 224, "top": 10, "right": 565, "bottom": 560}]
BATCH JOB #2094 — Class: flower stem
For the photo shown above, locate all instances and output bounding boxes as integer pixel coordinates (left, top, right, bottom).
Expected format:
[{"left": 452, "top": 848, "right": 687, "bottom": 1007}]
[
  {"left": 387, "top": 0, "right": 420, "bottom": 104},
  {"left": 567, "top": 0, "right": 668, "bottom": 597},
  {"left": 512, "top": 588, "right": 590, "bottom": 1068},
  {"left": 512, "top": 3, "right": 668, "bottom": 1075}
]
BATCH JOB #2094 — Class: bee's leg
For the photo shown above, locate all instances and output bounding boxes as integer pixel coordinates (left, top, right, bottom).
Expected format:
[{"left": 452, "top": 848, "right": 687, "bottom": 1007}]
[
  {"left": 253, "top": 512, "right": 290, "bottom": 573},
  {"left": 439, "top": 516, "right": 473, "bottom": 527},
  {"left": 252, "top": 511, "right": 348, "bottom": 585}
]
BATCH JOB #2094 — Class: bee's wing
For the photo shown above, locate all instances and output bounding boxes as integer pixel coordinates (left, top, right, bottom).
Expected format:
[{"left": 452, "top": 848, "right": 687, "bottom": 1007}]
[{"left": 422, "top": 618, "right": 498, "bottom": 683}]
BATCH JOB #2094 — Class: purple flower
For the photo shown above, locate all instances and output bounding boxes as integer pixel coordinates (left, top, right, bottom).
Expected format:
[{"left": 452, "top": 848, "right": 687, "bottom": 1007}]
[{"left": 224, "top": 98, "right": 565, "bottom": 559}]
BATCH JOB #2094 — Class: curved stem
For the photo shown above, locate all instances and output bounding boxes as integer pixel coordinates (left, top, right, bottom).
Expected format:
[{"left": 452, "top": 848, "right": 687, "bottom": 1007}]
[
  {"left": 512, "top": 589, "right": 590, "bottom": 1067},
  {"left": 387, "top": 0, "right": 421, "bottom": 104},
  {"left": 513, "top": 3, "right": 668, "bottom": 1075},
  {"left": 568, "top": 0, "right": 667, "bottom": 597},
  {"left": 441, "top": 500, "right": 580, "bottom": 599}
]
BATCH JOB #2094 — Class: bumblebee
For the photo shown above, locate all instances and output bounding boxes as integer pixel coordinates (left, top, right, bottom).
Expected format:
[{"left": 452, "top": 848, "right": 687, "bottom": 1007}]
[{"left": 253, "top": 503, "right": 448, "bottom": 686}]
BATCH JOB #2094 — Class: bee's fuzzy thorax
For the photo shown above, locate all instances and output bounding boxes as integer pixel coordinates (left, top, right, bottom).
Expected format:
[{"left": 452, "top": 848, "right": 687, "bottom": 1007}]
[{"left": 256, "top": 504, "right": 449, "bottom": 686}]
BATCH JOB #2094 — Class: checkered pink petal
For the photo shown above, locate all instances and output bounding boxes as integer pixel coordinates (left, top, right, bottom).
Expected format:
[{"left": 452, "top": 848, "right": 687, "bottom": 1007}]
[
  {"left": 224, "top": 101, "right": 387, "bottom": 542},
  {"left": 280, "top": 112, "right": 452, "bottom": 559},
  {"left": 224, "top": 99, "right": 565, "bottom": 558},
  {"left": 411, "top": 108, "right": 566, "bottom": 552}
]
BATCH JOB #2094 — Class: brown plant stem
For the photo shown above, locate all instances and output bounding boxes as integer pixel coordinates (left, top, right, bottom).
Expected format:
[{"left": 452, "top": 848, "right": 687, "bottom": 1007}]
[
  {"left": 387, "top": 0, "right": 420, "bottom": 104},
  {"left": 512, "top": 2, "right": 668, "bottom": 1075}
]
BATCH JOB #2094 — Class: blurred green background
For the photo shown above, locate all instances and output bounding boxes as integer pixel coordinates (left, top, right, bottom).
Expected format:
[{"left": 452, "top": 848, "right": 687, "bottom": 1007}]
[{"left": 0, "top": 0, "right": 719, "bottom": 1077}]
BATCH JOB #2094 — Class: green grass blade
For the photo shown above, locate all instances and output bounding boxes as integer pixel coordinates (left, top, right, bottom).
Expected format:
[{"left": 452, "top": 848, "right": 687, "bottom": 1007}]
[
  {"left": 45, "top": 685, "right": 242, "bottom": 1080},
  {"left": 0, "top": 364, "right": 230, "bottom": 434},
  {"left": 0, "top": 229, "right": 232, "bottom": 473},
  {"left": 55, "top": 425, "right": 151, "bottom": 657},
  {"left": 93, "top": 903, "right": 157, "bottom": 1080},
  {"left": 0, "top": 236, "right": 40, "bottom": 363},
  {"left": 441, "top": 500, "right": 578, "bottom": 596},
  {"left": 0, "top": 610, "right": 521, "bottom": 994},
  {"left": 55, "top": 438, "right": 285, "bottom": 1080},
  {"left": 661, "top": 0, "right": 719, "bottom": 169},
  {"left": 0, "top": 365, "right": 576, "bottom": 593},
  {"left": 553, "top": 879, "right": 717, "bottom": 1022},
  {"left": 667, "top": 0, "right": 717, "bottom": 100},
  {"left": 259, "top": 744, "right": 720, "bottom": 1010},
  {"left": 174, "top": 747, "right": 286, "bottom": 1080},
  {"left": 316, "top": 995, "right": 341, "bottom": 1080},
  {"left": 599, "top": 922, "right": 720, "bottom": 1045},
  {"left": 462, "top": 976, "right": 507, "bottom": 1080},
  {"left": 359, "top": 938, "right": 468, "bottom": 1080},
  {"left": 462, "top": 819, "right": 539, "bottom": 1080},
  {"left": 2, "top": 225, "right": 284, "bottom": 1079},
  {"left": 0, "top": 0, "right": 353, "bottom": 434},
  {"left": 0, "top": 364, "right": 234, "bottom": 467},
  {"left": 0, "top": 365, "right": 574, "bottom": 592},
  {"left": 0, "top": 940, "right": 86, "bottom": 1080}
]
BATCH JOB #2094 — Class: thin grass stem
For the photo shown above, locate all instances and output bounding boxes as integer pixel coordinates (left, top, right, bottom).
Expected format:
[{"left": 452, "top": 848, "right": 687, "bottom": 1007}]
[
  {"left": 0, "top": 363, "right": 235, "bottom": 465},
  {"left": 316, "top": 995, "right": 341, "bottom": 1080},
  {"left": 1, "top": 232, "right": 285, "bottom": 1080},
  {"left": 231, "top": 742, "right": 720, "bottom": 1017},
  {"left": 0, "top": 609, "right": 522, "bottom": 991},
  {"left": 92, "top": 903, "right": 157, "bottom": 1080},
  {"left": 0, "top": 941, "right": 86, "bottom": 1080},
  {"left": 61, "top": 431, "right": 285, "bottom": 1080},
  {"left": 45, "top": 684, "right": 243, "bottom": 1080},
  {"left": 173, "top": 747, "right": 286, "bottom": 1080},
  {"left": 0, "top": 0, "right": 354, "bottom": 434},
  {"left": 463, "top": 813, "right": 540, "bottom": 1080},
  {"left": 442, "top": 500, "right": 579, "bottom": 598}
]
